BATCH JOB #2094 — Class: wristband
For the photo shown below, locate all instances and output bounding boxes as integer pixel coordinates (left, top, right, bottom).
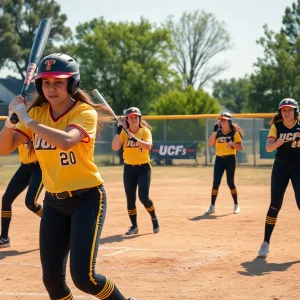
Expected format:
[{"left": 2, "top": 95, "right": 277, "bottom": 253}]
[
  {"left": 5, "top": 118, "right": 16, "bottom": 129},
  {"left": 131, "top": 137, "right": 137, "bottom": 142},
  {"left": 116, "top": 125, "right": 123, "bottom": 134}
]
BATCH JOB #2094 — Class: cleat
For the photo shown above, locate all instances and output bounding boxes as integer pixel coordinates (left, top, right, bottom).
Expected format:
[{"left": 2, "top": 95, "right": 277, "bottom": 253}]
[
  {"left": 125, "top": 226, "right": 139, "bottom": 235},
  {"left": 152, "top": 217, "right": 160, "bottom": 233},
  {"left": 234, "top": 204, "right": 240, "bottom": 214},
  {"left": 258, "top": 241, "right": 269, "bottom": 258},
  {"left": 128, "top": 298, "right": 136, "bottom": 300},
  {"left": 205, "top": 205, "right": 215, "bottom": 214},
  {"left": 0, "top": 237, "right": 10, "bottom": 249}
]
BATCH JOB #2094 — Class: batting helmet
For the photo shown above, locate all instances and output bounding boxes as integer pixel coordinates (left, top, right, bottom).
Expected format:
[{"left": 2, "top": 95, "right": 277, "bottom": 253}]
[
  {"left": 124, "top": 107, "right": 142, "bottom": 117},
  {"left": 34, "top": 53, "right": 80, "bottom": 97},
  {"left": 278, "top": 98, "right": 299, "bottom": 119},
  {"left": 218, "top": 112, "right": 233, "bottom": 126}
]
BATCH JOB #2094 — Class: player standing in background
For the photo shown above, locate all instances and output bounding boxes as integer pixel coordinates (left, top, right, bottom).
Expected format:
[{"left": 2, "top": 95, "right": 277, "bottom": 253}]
[
  {"left": 0, "top": 142, "right": 43, "bottom": 248},
  {"left": 0, "top": 53, "right": 135, "bottom": 300},
  {"left": 205, "top": 112, "right": 244, "bottom": 215},
  {"left": 258, "top": 98, "right": 300, "bottom": 258},
  {"left": 112, "top": 107, "right": 160, "bottom": 235}
]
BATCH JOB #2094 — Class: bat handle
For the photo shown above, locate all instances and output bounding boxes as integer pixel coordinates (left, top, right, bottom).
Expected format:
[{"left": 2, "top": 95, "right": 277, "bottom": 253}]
[
  {"left": 9, "top": 89, "right": 26, "bottom": 124},
  {"left": 10, "top": 113, "right": 19, "bottom": 124}
]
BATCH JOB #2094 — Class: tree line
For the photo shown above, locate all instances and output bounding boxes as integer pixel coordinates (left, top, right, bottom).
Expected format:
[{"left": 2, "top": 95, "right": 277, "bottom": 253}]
[{"left": 0, "top": 0, "right": 299, "bottom": 115}]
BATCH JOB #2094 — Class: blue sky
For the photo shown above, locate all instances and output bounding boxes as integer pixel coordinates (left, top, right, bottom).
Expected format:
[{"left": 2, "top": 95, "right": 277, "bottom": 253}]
[{"left": 0, "top": 0, "right": 291, "bottom": 92}]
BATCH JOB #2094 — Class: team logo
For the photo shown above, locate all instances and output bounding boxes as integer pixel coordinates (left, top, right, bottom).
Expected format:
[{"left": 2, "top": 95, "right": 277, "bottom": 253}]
[{"left": 45, "top": 59, "right": 56, "bottom": 71}]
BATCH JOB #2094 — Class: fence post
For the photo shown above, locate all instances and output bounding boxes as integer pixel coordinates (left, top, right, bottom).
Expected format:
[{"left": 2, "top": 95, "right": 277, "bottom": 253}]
[
  {"left": 164, "top": 119, "right": 167, "bottom": 166},
  {"left": 205, "top": 118, "right": 208, "bottom": 166},
  {"left": 253, "top": 118, "right": 256, "bottom": 166}
]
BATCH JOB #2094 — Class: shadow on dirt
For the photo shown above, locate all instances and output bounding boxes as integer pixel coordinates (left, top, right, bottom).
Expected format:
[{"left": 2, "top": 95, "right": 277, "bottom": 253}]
[
  {"left": 189, "top": 213, "right": 232, "bottom": 221},
  {"left": 238, "top": 257, "right": 300, "bottom": 276},
  {"left": 0, "top": 248, "right": 39, "bottom": 260},
  {"left": 100, "top": 232, "right": 153, "bottom": 244}
]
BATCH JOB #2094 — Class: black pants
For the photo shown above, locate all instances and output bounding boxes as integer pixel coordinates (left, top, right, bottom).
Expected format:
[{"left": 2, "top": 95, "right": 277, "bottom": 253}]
[
  {"left": 1, "top": 162, "right": 43, "bottom": 237},
  {"left": 123, "top": 163, "right": 153, "bottom": 210},
  {"left": 40, "top": 185, "right": 125, "bottom": 299},
  {"left": 270, "top": 159, "right": 300, "bottom": 210},
  {"left": 212, "top": 155, "right": 236, "bottom": 190}
]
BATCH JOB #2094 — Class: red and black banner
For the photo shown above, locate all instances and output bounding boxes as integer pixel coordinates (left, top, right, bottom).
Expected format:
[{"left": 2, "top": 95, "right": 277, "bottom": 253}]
[{"left": 151, "top": 142, "right": 197, "bottom": 159}]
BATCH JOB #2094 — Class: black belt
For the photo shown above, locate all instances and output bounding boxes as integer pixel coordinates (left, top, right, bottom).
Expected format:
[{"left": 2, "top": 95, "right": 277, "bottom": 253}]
[
  {"left": 22, "top": 161, "right": 39, "bottom": 166},
  {"left": 48, "top": 187, "right": 95, "bottom": 200},
  {"left": 217, "top": 154, "right": 235, "bottom": 159},
  {"left": 125, "top": 163, "right": 149, "bottom": 167}
]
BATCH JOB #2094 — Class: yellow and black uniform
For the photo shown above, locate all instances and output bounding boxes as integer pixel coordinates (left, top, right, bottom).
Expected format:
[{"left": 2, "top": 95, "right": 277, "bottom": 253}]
[
  {"left": 0, "top": 143, "right": 43, "bottom": 247},
  {"left": 211, "top": 128, "right": 242, "bottom": 206},
  {"left": 15, "top": 101, "right": 121, "bottom": 300},
  {"left": 263, "top": 120, "right": 300, "bottom": 244},
  {"left": 119, "top": 126, "right": 159, "bottom": 233}
]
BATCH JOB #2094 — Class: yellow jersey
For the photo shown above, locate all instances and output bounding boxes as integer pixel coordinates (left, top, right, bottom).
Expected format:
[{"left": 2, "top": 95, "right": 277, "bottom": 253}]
[
  {"left": 120, "top": 127, "right": 152, "bottom": 165},
  {"left": 17, "top": 141, "right": 38, "bottom": 164},
  {"left": 15, "top": 101, "right": 103, "bottom": 193},
  {"left": 215, "top": 129, "right": 242, "bottom": 156}
]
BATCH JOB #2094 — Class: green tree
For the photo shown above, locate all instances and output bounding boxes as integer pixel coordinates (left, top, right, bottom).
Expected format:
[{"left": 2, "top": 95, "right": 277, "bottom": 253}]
[
  {"left": 248, "top": 1, "right": 300, "bottom": 112},
  {"left": 0, "top": 0, "right": 72, "bottom": 79},
  {"left": 151, "top": 86, "right": 220, "bottom": 141},
  {"left": 72, "top": 17, "right": 181, "bottom": 115},
  {"left": 164, "top": 10, "right": 231, "bottom": 89},
  {"left": 212, "top": 76, "right": 251, "bottom": 113}
]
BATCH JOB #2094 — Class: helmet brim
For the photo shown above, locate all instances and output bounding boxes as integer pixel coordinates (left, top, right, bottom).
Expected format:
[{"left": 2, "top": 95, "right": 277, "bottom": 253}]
[
  {"left": 218, "top": 117, "right": 231, "bottom": 120},
  {"left": 126, "top": 113, "right": 141, "bottom": 117},
  {"left": 34, "top": 71, "right": 77, "bottom": 80},
  {"left": 280, "top": 104, "right": 297, "bottom": 110}
]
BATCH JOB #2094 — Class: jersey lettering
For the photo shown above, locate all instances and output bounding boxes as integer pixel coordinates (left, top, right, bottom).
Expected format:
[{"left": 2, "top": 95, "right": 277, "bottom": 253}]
[
  {"left": 34, "top": 134, "right": 56, "bottom": 150},
  {"left": 279, "top": 132, "right": 298, "bottom": 141},
  {"left": 126, "top": 140, "right": 139, "bottom": 148}
]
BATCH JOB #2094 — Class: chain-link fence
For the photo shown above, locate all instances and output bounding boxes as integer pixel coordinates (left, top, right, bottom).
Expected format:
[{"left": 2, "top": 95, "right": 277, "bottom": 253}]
[{"left": 0, "top": 113, "right": 275, "bottom": 166}]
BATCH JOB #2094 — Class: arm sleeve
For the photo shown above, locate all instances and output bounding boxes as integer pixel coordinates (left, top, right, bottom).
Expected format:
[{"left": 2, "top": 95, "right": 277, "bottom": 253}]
[
  {"left": 268, "top": 124, "right": 277, "bottom": 139},
  {"left": 233, "top": 132, "right": 242, "bottom": 144}
]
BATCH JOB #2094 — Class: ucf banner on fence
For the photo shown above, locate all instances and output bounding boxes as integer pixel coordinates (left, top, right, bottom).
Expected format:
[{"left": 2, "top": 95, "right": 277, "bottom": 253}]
[{"left": 151, "top": 142, "right": 197, "bottom": 159}]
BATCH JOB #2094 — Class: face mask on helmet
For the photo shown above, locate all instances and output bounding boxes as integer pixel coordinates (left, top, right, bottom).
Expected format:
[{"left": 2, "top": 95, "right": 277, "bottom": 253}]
[{"left": 34, "top": 53, "right": 80, "bottom": 97}]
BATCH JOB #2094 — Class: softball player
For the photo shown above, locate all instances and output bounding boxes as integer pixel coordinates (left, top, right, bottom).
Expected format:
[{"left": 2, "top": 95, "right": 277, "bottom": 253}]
[
  {"left": 112, "top": 107, "right": 159, "bottom": 235},
  {"left": 205, "top": 112, "right": 244, "bottom": 215},
  {"left": 0, "top": 53, "right": 135, "bottom": 300},
  {"left": 258, "top": 98, "right": 300, "bottom": 258},
  {"left": 0, "top": 143, "right": 43, "bottom": 248}
]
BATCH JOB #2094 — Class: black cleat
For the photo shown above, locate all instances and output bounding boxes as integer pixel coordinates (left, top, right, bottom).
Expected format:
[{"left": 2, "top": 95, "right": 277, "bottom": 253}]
[
  {"left": 152, "top": 217, "right": 160, "bottom": 233},
  {"left": 125, "top": 226, "right": 139, "bottom": 235}
]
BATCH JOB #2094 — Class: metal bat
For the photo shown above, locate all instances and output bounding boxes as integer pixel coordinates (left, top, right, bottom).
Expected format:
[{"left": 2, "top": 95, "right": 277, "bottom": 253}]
[
  {"left": 10, "top": 18, "right": 52, "bottom": 124},
  {"left": 92, "top": 89, "right": 129, "bottom": 134}
]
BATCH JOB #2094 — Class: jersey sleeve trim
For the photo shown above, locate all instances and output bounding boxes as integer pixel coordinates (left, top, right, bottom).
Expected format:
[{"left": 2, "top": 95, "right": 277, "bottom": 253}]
[
  {"left": 14, "top": 129, "right": 30, "bottom": 140},
  {"left": 68, "top": 124, "right": 90, "bottom": 143}
]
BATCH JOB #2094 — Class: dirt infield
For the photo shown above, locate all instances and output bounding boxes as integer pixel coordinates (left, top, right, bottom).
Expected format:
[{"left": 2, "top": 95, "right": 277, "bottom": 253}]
[{"left": 0, "top": 165, "right": 300, "bottom": 300}]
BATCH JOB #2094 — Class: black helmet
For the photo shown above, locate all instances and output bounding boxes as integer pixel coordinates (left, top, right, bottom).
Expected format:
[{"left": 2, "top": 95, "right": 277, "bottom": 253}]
[
  {"left": 278, "top": 98, "right": 299, "bottom": 118},
  {"left": 124, "top": 107, "right": 142, "bottom": 117},
  {"left": 278, "top": 98, "right": 299, "bottom": 111},
  {"left": 34, "top": 53, "right": 80, "bottom": 97}
]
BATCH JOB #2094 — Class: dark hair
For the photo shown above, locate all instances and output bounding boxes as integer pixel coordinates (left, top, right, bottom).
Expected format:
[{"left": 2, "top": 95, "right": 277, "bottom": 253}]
[{"left": 231, "top": 122, "right": 244, "bottom": 137}]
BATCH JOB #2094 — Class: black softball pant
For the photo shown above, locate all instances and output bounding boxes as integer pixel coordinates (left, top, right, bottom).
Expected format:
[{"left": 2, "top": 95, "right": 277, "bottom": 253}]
[
  {"left": 1, "top": 162, "right": 43, "bottom": 237},
  {"left": 40, "top": 185, "right": 126, "bottom": 300},
  {"left": 123, "top": 163, "right": 153, "bottom": 210},
  {"left": 212, "top": 155, "right": 236, "bottom": 190},
  {"left": 270, "top": 159, "right": 300, "bottom": 210}
]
